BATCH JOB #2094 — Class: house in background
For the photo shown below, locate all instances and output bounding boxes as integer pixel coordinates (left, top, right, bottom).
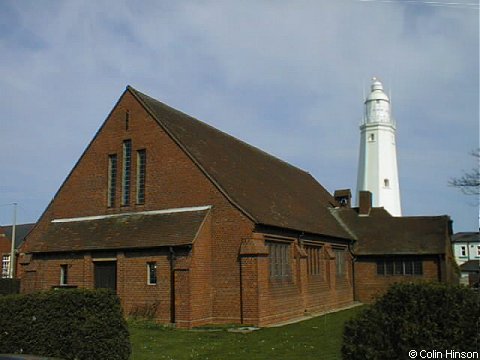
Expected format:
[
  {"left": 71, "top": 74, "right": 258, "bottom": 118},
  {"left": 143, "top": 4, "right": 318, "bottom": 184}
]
[
  {"left": 0, "top": 223, "right": 35, "bottom": 278},
  {"left": 18, "top": 86, "right": 456, "bottom": 327},
  {"left": 19, "top": 86, "right": 355, "bottom": 328},
  {"left": 333, "top": 190, "right": 456, "bottom": 303},
  {"left": 459, "top": 260, "right": 479, "bottom": 287},
  {"left": 452, "top": 232, "right": 480, "bottom": 265},
  {"left": 452, "top": 232, "right": 480, "bottom": 286}
]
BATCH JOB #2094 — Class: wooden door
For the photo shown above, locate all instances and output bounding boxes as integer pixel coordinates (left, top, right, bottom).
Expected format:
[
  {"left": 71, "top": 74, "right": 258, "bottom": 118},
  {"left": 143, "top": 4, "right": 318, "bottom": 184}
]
[{"left": 94, "top": 261, "right": 117, "bottom": 291}]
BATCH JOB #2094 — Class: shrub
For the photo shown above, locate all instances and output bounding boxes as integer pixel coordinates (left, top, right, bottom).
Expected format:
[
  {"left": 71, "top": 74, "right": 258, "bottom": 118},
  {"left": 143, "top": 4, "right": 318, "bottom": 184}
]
[
  {"left": 342, "top": 282, "right": 480, "bottom": 360},
  {"left": 0, "top": 289, "right": 131, "bottom": 360},
  {"left": 0, "top": 279, "right": 20, "bottom": 296}
]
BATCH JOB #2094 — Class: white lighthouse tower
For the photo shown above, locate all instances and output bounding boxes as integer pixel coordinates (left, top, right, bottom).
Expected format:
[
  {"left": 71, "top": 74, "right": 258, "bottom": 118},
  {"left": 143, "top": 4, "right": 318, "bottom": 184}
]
[{"left": 356, "top": 77, "right": 402, "bottom": 216}]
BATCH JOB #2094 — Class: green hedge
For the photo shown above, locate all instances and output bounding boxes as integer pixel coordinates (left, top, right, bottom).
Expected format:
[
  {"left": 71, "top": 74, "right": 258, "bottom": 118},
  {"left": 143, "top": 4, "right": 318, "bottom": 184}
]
[
  {"left": 342, "top": 282, "right": 480, "bottom": 360},
  {"left": 0, "top": 289, "right": 131, "bottom": 360}
]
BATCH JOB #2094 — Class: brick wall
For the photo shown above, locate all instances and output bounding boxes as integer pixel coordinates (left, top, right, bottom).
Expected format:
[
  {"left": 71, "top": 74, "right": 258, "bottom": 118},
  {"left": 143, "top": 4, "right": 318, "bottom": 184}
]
[
  {"left": 354, "top": 256, "right": 441, "bottom": 303},
  {"left": 239, "top": 233, "right": 354, "bottom": 326},
  {"left": 21, "top": 90, "right": 254, "bottom": 326},
  {"left": 20, "top": 89, "right": 357, "bottom": 328},
  {"left": 256, "top": 241, "right": 354, "bottom": 326}
]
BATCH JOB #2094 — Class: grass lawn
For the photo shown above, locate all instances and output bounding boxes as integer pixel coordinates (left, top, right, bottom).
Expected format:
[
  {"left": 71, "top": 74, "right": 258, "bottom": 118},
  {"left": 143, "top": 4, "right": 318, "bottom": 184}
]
[{"left": 129, "top": 305, "right": 364, "bottom": 360}]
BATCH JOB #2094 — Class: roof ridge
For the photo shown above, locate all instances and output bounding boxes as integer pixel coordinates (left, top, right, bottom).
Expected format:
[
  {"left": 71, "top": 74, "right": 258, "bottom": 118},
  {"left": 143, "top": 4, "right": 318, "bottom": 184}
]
[
  {"left": 127, "top": 85, "right": 349, "bottom": 239},
  {"left": 127, "top": 85, "right": 312, "bottom": 177},
  {"left": 329, "top": 208, "right": 358, "bottom": 240}
]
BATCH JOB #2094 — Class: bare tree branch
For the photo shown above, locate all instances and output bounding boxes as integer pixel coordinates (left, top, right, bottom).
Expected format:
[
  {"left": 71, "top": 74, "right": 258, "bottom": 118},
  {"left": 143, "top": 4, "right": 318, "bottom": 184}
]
[{"left": 449, "top": 149, "right": 480, "bottom": 195}]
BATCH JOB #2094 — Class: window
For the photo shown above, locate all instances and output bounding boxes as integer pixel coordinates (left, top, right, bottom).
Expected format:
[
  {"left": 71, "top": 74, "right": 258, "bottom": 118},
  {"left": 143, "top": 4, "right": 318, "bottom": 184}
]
[
  {"left": 377, "top": 258, "right": 423, "bottom": 276},
  {"left": 368, "top": 133, "right": 375, "bottom": 142},
  {"left": 460, "top": 246, "right": 467, "bottom": 257},
  {"left": 107, "top": 154, "right": 117, "bottom": 207},
  {"left": 136, "top": 149, "right": 146, "bottom": 204},
  {"left": 60, "top": 264, "right": 68, "bottom": 285},
  {"left": 122, "top": 140, "right": 132, "bottom": 205},
  {"left": 334, "top": 249, "right": 346, "bottom": 277},
  {"left": 2, "top": 255, "right": 10, "bottom": 278},
  {"left": 413, "top": 260, "right": 423, "bottom": 275},
  {"left": 147, "top": 262, "right": 157, "bottom": 285},
  {"left": 394, "top": 259, "right": 403, "bottom": 275},
  {"left": 385, "top": 260, "right": 394, "bottom": 275},
  {"left": 404, "top": 260, "right": 413, "bottom": 275},
  {"left": 125, "top": 111, "right": 130, "bottom": 131},
  {"left": 306, "top": 246, "right": 322, "bottom": 276},
  {"left": 477, "top": 245, "right": 480, "bottom": 257},
  {"left": 384, "top": 178, "right": 390, "bottom": 188},
  {"left": 376, "top": 259, "right": 384, "bottom": 275},
  {"left": 267, "top": 242, "right": 291, "bottom": 279}
]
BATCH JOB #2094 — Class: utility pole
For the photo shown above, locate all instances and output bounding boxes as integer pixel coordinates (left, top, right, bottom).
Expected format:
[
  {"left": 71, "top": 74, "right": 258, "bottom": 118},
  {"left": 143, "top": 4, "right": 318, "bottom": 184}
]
[{"left": 9, "top": 203, "right": 17, "bottom": 278}]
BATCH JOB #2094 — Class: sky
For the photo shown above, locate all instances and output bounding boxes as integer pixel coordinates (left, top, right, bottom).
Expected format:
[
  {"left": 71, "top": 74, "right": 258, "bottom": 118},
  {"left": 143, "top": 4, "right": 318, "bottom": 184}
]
[{"left": 0, "top": 0, "right": 478, "bottom": 232}]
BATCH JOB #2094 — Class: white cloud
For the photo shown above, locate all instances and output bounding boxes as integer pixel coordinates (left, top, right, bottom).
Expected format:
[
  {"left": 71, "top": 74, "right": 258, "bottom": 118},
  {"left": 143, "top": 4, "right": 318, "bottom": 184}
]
[{"left": 0, "top": 0, "right": 477, "bottom": 230}]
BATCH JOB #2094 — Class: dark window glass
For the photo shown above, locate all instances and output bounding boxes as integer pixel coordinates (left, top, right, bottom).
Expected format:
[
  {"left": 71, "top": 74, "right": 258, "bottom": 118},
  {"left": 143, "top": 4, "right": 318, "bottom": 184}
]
[
  {"left": 122, "top": 140, "right": 132, "bottom": 205},
  {"left": 404, "top": 260, "right": 413, "bottom": 275},
  {"left": 306, "top": 246, "right": 322, "bottom": 276},
  {"left": 147, "top": 262, "right": 157, "bottom": 285},
  {"left": 267, "top": 242, "right": 291, "bottom": 279},
  {"left": 136, "top": 149, "right": 146, "bottom": 204},
  {"left": 376, "top": 259, "right": 384, "bottom": 275},
  {"left": 107, "top": 154, "right": 117, "bottom": 207},
  {"left": 335, "top": 249, "right": 346, "bottom": 277},
  {"left": 394, "top": 260, "right": 403, "bottom": 275},
  {"left": 385, "top": 260, "right": 394, "bottom": 275},
  {"left": 413, "top": 261, "right": 423, "bottom": 275},
  {"left": 60, "top": 264, "right": 68, "bottom": 285}
]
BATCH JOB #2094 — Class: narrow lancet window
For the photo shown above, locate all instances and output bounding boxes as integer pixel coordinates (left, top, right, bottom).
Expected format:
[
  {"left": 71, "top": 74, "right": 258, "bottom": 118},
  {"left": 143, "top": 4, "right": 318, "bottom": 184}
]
[
  {"left": 136, "top": 149, "right": 146, "bottom": 204},
  {"left": 122, "top": 140, "right": 132, "bottom": 205},
  {"left": 107, "top": 154, "right": 117, "bottom": 207},
  {"left": 60, "top": 264, "right": 68, "bottom": 285}
]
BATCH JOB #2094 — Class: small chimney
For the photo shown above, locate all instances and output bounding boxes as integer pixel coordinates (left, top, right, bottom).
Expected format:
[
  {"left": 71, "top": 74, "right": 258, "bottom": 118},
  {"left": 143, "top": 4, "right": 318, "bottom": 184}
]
[
  {"left": 334, "top": 189, "right": 352, "bottom": 208},
  {"left": 359, "top": 191, "right": 372, "bottom": 215}
]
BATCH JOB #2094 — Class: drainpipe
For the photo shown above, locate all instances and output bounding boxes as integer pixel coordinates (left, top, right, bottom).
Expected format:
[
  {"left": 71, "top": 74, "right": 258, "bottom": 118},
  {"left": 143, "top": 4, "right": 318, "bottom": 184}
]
[
  {"left": 348, "top": 242, "right": 356, "bottom": 301},
  {"left": 169, "top": 246, "right": 176, "bottom": 324}
]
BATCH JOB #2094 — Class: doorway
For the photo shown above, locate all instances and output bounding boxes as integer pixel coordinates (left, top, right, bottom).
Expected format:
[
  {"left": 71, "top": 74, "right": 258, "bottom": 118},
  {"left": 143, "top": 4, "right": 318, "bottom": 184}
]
[{"left": 94, "top": 261, "right": 117, "bottom": 291}]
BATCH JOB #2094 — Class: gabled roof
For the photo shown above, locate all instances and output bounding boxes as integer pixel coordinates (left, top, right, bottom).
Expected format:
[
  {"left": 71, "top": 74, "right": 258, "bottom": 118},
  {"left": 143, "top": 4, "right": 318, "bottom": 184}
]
[
  {"left": 128, "top": 86, "right": 351, "bottom": 240},
  {"left": 333, "top": 207, "right": 450, "bottom": 255},
  {"left": 2, "top": 223, "right": 35, "bottom": 249},
  {"left": 27, "top": 208, "right": 210, "bottom": 253},
  {"left": 459, "top": 260, "right": 480, "bottom": 272},
  {"left": 452, "top": 232, "right": 479, "bottom": 243}
]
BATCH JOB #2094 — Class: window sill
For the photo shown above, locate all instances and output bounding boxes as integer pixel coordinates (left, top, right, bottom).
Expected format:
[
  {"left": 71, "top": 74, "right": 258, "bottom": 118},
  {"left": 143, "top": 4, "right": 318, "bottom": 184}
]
[
  {"left": 376, "top": 274, "right": 423, "bottom": 277},
  {"left": 269, "top": 278, "right": 293, "bottom": 286}
]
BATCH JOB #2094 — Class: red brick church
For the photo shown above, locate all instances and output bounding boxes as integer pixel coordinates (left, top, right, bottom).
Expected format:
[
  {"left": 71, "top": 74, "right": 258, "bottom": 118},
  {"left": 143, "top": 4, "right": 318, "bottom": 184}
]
[{"left": 18, "top": 86, "right": 456, "bottom": 328}]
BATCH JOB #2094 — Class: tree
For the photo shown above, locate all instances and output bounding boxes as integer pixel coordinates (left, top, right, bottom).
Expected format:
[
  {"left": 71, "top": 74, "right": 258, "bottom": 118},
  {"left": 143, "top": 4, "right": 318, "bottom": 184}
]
[{"left": 449, "top": 148, "right": 480, "bottom": 195}]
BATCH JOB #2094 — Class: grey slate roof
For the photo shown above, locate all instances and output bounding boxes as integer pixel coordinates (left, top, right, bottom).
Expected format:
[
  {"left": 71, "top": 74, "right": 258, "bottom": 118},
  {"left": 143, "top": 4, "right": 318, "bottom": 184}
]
[
  {"left": 460, "top": 260, "right": 480, "bottom": 272},
  {"left": 27, "top": 210, "right": 209, "bottom": 253},
  {"left": 452, "top": 232, "right": 479, "bottom": 243},
  {"left": 2, "top": 223, "right": 35, "bottom": 248},
  {"left": 128, "top": 86, "right": 352, "bottom": 240},
  {"left": 333, "top": 207, "right": 450, "bottom": 255}
]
